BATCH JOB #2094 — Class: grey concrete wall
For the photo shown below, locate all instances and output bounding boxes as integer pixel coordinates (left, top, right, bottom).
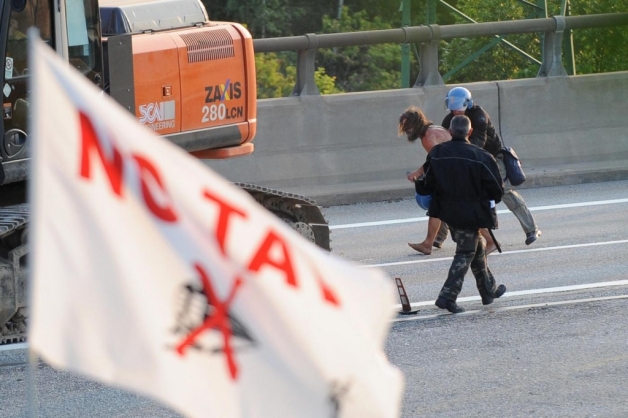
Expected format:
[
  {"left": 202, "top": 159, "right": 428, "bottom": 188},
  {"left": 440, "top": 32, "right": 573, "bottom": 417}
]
[
  {"left": 497, "top": 72, "right": 628, "bottom": 166},
  {"left": 206, "top": 71, "right": 628, "bottom": 205}
]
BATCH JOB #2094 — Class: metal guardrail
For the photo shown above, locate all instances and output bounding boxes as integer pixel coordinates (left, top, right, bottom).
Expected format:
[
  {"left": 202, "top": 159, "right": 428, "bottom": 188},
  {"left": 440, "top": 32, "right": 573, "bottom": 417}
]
[{"left": 252, "top": 13, "right": 628, "bottom": 95}]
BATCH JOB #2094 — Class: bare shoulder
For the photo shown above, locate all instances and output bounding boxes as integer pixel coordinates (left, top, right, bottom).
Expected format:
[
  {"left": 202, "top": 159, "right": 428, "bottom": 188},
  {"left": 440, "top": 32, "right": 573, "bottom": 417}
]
[
  {"left": 421, "top": 126, "right": 451, "bottom": 152},
  {"left": 426, "top": 125, "right": 451, "bottom": 144}
]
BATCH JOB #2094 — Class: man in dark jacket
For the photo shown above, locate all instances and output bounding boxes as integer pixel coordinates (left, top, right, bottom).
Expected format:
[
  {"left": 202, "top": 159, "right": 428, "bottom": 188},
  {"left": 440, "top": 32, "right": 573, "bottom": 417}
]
[
  {"left": 422, "top": 115, "right": 506, "bottom": 314},
  {"left": 441, "top": 87, "right": 541, "bottom": 246}
]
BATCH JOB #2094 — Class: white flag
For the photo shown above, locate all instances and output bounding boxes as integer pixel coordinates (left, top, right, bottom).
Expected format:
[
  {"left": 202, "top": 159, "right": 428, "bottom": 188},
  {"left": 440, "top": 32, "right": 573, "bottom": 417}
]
[{"left": 28, "top": 37, "right": 403, "bottom": 417}]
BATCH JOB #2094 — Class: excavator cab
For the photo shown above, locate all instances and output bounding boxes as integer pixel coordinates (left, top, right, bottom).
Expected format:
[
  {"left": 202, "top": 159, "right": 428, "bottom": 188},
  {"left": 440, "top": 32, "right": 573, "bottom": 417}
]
[
  {"left": 1, "top": 0, "right": 258, "bottom": 184},
  {"left": 1, "top": 0, "right": 103, "bottom": 185},
  {"left": 0, "top": 0, "right": 105, "bottom": 342}
]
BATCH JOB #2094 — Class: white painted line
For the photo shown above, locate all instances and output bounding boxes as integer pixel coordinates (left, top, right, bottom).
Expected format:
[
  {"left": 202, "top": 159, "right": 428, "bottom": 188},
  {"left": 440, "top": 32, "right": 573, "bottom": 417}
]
[
  {"left": 527, "top": 198, "right": 628, "bottom": 212},
  {"left": 330, "top": 198, "right": 628, "bottom": 230},
  {"left": 365, "top": 239, "right": 628, "bottom": 268},
  {"left": 331, "top": 216, "right": 429, "bottom": 230},
  {"left": 392, "top": 294, "right": 628, "bottom": 323},
  {"left": 3, "top": 289, "right": 627, "bottom": 352},
  {"left": 0, "top": 342, "right": 27, "bottom": 352},
  {"left": 392, "top": 279, "right": 628, "bottom": 310}
]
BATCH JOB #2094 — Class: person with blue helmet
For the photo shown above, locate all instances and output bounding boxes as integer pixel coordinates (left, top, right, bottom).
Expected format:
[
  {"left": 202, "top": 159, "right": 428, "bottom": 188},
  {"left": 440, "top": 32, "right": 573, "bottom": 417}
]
[
  {"left": 441, "top": 87, "right": 541, "bottom": 246},
  {"left": 399, "top": 106, "right": 496, "bottom": 255}
]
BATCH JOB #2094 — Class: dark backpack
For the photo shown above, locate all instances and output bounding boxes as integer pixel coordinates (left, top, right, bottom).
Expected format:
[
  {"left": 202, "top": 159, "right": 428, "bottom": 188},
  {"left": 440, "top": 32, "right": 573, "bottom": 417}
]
[{"left": 501, "top": 147, "right": 526, "bottom": 186}]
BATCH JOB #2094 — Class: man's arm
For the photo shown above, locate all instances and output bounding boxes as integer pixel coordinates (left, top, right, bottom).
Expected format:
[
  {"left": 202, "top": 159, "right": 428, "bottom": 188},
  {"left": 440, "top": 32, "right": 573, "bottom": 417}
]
[
  {"left": 469, "top": 108, "right": 489, "bottom": 149},
  {"left": 407, "top": 165, "right": 424, "bottom": 182}
]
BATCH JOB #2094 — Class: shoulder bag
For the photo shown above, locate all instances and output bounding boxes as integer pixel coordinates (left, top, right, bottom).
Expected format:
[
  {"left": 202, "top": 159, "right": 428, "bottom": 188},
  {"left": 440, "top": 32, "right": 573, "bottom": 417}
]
[{"left": 501, "top": 147, "right": 526, "bottom": 186}]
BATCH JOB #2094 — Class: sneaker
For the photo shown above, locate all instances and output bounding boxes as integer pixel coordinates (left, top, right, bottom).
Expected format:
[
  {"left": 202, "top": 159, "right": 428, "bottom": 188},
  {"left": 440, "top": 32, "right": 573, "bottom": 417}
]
[
  {"left": 525, "top": 229, "right": 541, "bottom": 245},
  {"left": 494, "top": 284, "right": 507, "bottom": 298},
  {"left": 433, "top": 241, "right": 443, "bottom": 249},
  {"left": 481, "top": 285, "right": 506, "bottom": 306},
  {"left": 435, "top": 297, "right": 465, "bottom": 313}
]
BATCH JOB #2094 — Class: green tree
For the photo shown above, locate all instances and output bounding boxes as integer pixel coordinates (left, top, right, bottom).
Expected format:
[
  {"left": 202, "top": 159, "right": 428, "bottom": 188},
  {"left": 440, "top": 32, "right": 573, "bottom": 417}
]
[
  {"left": 437, "top": 0, "right": 628, "bottom": 82},
  {"left": 566, "top": 1, "right": 628, "bottom": 74},
  {"left": 314, "top": 67, "right": 344, "bottom": 95},
  {"left": 208, "top": 0, "right": 628, "bottom": 94},
  {"left": 202, "top": 0, "right": 306, "bottom": 38},
  {"left": 286, "top": 0, "right": 339, "bottom": 35},
  {"left": 438, "top": 0, "right": 541, "bottom": 83},
  {"left": 317, "top": 7, "right": 406, "bottom": 92},
  {"left": 203, "top": 0, "right": 343, "bottom": 37},
  {"left": 255, "top": 53, "right": 342, "bottom": 98}
]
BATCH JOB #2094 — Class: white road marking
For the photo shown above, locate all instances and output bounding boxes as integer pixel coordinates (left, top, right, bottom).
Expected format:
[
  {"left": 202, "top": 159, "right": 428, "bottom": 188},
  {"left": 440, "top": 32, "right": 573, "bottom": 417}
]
[
  {"left": 331, "top": 215, "right": 430, "bottom": 230},
  {"left": 392, "top": 279, "right": 628, "bottom": 310},
  {"left": 392, "top": 294, "right": 628, "bottom": 323},
  {"left": 2, "top": 283, "right": 627, "bottom": 352},
  {"left": 330, "top": 198, "right": 628, "bottom": 230},
  {"left": 365, "top": 239, "right": 628, "bottom": 268}
]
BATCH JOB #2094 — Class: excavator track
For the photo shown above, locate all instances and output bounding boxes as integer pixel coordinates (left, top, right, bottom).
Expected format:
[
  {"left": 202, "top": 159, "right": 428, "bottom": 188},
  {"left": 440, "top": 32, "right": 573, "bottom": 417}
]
[
  {"left": 235, "top": 183, "right": 331, "bottom": 251},
  {"left": 0, "top": 187, "right": 330, "bottom": 346},
  {"left": 0, "top": 204, "right": 29, "bottom": 345}
]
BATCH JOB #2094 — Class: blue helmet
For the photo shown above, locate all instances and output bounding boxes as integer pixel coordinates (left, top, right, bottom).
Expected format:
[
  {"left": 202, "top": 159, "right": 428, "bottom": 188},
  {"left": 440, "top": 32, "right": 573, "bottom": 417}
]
[
  {"left": 415, "top": 193, "right": 432, "bottom": 211},
  {"left": 445, "top": 87, "right": 473, "bottom": 111}
]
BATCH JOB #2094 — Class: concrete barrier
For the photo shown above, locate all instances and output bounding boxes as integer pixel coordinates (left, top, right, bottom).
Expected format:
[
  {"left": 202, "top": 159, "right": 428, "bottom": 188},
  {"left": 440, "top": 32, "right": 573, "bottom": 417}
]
[{"left": 206, "top": 71, "right": 628, "bottom": 206}]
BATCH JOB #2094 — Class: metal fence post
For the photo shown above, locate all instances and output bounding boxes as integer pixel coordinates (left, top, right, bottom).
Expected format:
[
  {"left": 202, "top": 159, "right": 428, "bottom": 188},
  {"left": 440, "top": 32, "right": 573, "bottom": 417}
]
[
  {"left": 537, "top": 16, "right": 568, "bottom": 77},
  {"left": 400, "top": 0, "right": 411, "bottom": 88},
  {"left": 291, "top": 33, "right": 321, "bottom": 96},
  {"left": 414, "top": 24, "right": 444, "bottom": 87},
  {"left": 561, "top": 0, "right": 576, "bottom": 75}
]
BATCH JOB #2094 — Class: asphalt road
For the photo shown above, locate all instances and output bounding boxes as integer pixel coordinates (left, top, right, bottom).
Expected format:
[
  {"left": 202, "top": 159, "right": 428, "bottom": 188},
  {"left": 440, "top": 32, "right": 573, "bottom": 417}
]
[
  {"left": 329, "top": 178, "right": 628, "bottom": 417},
  {"left": 2, "top": 180, "right": 628, "bottom": 417}
]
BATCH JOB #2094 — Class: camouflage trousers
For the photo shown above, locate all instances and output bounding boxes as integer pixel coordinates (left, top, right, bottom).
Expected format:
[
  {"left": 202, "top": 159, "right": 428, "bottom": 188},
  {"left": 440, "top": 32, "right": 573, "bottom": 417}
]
[{"left": 438, "top": 228, "right": 498, "bottom": 302}]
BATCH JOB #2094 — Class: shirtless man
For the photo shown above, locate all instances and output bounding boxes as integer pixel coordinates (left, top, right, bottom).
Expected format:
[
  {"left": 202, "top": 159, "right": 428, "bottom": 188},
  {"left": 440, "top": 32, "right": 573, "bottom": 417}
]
[{"left": 399, "top": 106, "right": 496, "bottom": 255}]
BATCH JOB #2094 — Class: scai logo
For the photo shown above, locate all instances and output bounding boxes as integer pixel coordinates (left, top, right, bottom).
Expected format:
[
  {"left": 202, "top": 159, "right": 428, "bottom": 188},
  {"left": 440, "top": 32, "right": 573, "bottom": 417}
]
[
  {"left": 138, "top": 100, "right": 176, "bottom": 131},
  {"left": 138, "top": 101, "right": 175, "bottom": 124}
]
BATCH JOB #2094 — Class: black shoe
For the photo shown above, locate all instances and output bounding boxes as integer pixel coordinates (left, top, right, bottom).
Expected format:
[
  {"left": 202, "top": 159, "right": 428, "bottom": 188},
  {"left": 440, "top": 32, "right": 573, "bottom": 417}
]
[
  {"left": 494, "top": 284, "right": 506, "bottom": 298},
  {"left": 525, "top": 229, "right": 541, "bottom": 245},
  {"left": 482, "top": 285, "right": 506, "bottom": 306},
  {"left": 435, "top": 297, "right": 465, "bottom": 313},
  {"left": 481, "top": 295, "right": 494, "bottom": 306},
  {"left": 433, "top": 241, "right": 443, "bottom": 249}
]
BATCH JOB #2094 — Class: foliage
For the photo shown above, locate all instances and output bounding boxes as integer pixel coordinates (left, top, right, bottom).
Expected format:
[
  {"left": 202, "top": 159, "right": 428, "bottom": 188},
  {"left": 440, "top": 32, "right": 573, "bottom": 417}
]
[
  {"left": 565, "top": 1, "right": 628, "bottom": 74},
  {"left": 317, "top": 7, "right": 406, "bottom": 92},
  {"left": 205, "top": 0, "right": 628, "bottom": 95},
  {"left": 439, "top": 0, "right": 542, "bottom": 83},
  {"left": 203, "top": 0, "right": 337, "bottom": 37},
  {"left": 437, "top": 0, "right": 628, "bottom": 81},
  {"left": 314, "top": 67, "right": 344, "bottom": 95},
  {"left": 254, "top": 53, "right": 294, "bottom": 98},
  {"left": 202, "top": 0, "right": 305, "bottom": 38},
  {"left": 255, "top": 53, "right": 343, "bottom": 98}
]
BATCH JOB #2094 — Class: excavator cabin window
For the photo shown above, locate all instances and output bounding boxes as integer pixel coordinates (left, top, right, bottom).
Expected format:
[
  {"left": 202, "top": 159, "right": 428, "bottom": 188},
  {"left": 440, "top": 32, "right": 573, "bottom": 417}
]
[
  {"left": 5, "top": 0, "right": 52, "bottom": 79},
  {"left": 2, "top": 0, "right": 102, "bottom": 162},
  {"left": 2, "top": 0, "right": 53, "bottom": 162},
  {"left": 65, "top": 0, "right": 102, "bottom": 79}
]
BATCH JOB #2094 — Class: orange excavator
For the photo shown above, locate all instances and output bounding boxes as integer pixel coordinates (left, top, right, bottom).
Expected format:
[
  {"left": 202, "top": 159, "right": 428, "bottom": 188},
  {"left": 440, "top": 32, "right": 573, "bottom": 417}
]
[{"left": 0, "top": 0, "right": 330, "bottom": 344}]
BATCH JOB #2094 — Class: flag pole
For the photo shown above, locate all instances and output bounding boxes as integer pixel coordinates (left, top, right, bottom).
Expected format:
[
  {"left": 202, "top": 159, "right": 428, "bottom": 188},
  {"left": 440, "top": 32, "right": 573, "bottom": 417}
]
[
  {"left": 26, "top": 28, "right": 41, "bottom": 418},
  {"left": 27, "top": 347, "right": 40, "bottom": 418}
]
